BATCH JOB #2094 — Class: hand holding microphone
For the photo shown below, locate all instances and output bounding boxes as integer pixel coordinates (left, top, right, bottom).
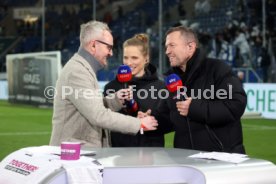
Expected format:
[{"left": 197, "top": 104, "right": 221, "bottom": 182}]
[
  {"left": 166, "top": 73, "right": 194, "bottom": 148},
  {"left": 165, "top": 73, "right": 192, "bottom": 116},
  {"left": 117, "top": 65, "right": 138, "bottom": 114},
  {"left": 176, "top": 98, "right": 192, "bottom": 116},
  {"left": 116, "top": 87, "right": 133, "bottom": 105}
]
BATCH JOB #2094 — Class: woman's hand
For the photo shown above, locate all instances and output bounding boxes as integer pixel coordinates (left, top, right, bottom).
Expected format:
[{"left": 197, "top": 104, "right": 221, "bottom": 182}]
[{"left": 116, "top": 86, "right": 133, "bottom": 105}]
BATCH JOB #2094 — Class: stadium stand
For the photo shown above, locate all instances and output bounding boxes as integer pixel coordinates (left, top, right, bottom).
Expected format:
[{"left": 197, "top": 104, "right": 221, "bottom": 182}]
[{"left": 0, "top": 0, "right": 275, "bottom": 82}]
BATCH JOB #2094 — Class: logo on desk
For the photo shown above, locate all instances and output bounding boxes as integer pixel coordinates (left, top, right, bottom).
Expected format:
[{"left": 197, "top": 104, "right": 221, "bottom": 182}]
[{"left": 4, "top": 159, "right": 39, "bottom": 176}]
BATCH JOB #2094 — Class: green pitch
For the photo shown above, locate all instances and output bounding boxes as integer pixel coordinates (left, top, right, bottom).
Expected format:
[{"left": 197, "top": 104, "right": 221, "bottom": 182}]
[
  {"left": 0, "top": 100, "right": 52, "bottom": 160},
  {"left": 165, "top": 119, "right": 276, "bottom": 164},
  {"left": 0, "top": 100, "right": 276, "bottom": 164}
]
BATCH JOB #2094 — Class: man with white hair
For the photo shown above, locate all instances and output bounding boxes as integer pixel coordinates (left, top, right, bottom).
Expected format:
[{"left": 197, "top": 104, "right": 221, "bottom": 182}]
[{"left": 50, "top": 20, "right": 158, "bottom": 147}]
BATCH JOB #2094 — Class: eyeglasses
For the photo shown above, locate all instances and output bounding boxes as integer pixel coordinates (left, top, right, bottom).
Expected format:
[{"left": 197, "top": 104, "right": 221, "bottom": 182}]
[{"left": 95, "top": 40, "right": 113, "bottom": 51}]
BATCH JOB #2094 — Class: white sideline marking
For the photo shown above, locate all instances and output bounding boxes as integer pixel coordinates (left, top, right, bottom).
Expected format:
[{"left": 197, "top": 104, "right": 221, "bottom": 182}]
[
  {"left": 0, "top": 113, "right": 50, "bottom": 116},
  {"left": 243, "top": 124, "right": 276, "bottom": 130},
  {"left": 0, "top": 131, "right": 51, "bottom": 136}
]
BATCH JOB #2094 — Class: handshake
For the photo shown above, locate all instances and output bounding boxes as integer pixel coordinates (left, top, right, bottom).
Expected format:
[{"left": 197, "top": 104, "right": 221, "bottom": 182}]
[
  {"left": 137, "top": 109, "right": 157, "bottom": 133},
  {"left": 116, "top": 88, "right": 158, "bottom": 132}
]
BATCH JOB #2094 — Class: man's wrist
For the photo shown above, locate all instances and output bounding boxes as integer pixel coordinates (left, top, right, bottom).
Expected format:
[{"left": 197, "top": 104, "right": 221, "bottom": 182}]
[
  {"left": 140, "top": 122, "right": 146, "bottom": 129},
  {"left": 140, "top": 122, "right": 146, "bottom": 134}
]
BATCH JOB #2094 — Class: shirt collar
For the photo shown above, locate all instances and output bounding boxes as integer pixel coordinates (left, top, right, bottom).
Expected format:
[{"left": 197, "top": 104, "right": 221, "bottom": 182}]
[{"left": 77, "top": 47, "right": 103, "bottom": 73}]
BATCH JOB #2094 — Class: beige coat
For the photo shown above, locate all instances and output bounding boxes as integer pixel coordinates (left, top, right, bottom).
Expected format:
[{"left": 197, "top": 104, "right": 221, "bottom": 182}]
[{"left": 49, "top": 53, "right": 140, "bottom": 147}]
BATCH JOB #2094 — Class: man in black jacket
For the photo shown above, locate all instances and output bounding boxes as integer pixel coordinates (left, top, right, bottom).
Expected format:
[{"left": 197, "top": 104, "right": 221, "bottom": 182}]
[{"left": 160, "top": 26, "right": 247, "bottom": 153}]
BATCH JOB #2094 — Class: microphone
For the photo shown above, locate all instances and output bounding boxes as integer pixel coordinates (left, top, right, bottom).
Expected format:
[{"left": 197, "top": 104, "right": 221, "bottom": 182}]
[
  {"left": 165, "top": 73, "right": 193, "bottom": 149},
  {"left": 117, "top": 64, "right": 132, "bottom": 88},
  {"left": 117, "top": 65, "right": 138, "bottom": 114},
  {"left": 165, "top": 73, "right": 185, "bottom": 100}
]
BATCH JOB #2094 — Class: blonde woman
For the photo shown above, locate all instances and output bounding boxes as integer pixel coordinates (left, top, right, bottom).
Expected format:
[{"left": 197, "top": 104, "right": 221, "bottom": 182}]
[{"left": 104, "top": 33, "right": 173, "bottom": 147}]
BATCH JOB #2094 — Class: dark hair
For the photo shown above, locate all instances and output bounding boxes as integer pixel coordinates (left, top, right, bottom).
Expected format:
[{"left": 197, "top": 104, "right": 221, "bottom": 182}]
[{"left": 166, "top": 26, "right": 199, "bottom": 47}]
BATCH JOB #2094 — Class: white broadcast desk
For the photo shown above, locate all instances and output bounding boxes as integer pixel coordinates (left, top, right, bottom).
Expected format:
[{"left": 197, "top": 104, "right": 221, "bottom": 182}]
[{"left": 1, "top": 147, "right": 276, "bottom": 184}]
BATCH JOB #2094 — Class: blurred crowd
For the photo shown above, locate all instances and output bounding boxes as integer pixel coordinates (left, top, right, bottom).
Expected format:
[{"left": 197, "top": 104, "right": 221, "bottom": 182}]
[{"left": 174, "top": 0, "right": 276, "bottom": 83}]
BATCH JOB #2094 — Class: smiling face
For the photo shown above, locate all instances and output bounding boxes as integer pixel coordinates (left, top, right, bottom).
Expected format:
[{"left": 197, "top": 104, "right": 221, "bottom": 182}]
[
  {"left": 123, "top": 46, "right": 147, "bottom": 77},
  {"left": 165, "top": 30, "right": 196, "bottom": 71},
  {"left": 80, "top": 21, "right": 113, "bottom": 67},
  {"left": 92, "top": 30, "right": 113, "bottom": 67}
]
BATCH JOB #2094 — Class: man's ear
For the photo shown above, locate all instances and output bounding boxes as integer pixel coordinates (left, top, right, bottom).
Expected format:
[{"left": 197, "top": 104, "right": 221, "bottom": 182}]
[
  {"left": 89, "top": 40, "right": 96, "bottom": 52},
  {"left": 189, "top": 41, "right": 197, "bottom": 53},
  {"left": 91, "top": 40, "right": 96, "bottom": 48}
]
